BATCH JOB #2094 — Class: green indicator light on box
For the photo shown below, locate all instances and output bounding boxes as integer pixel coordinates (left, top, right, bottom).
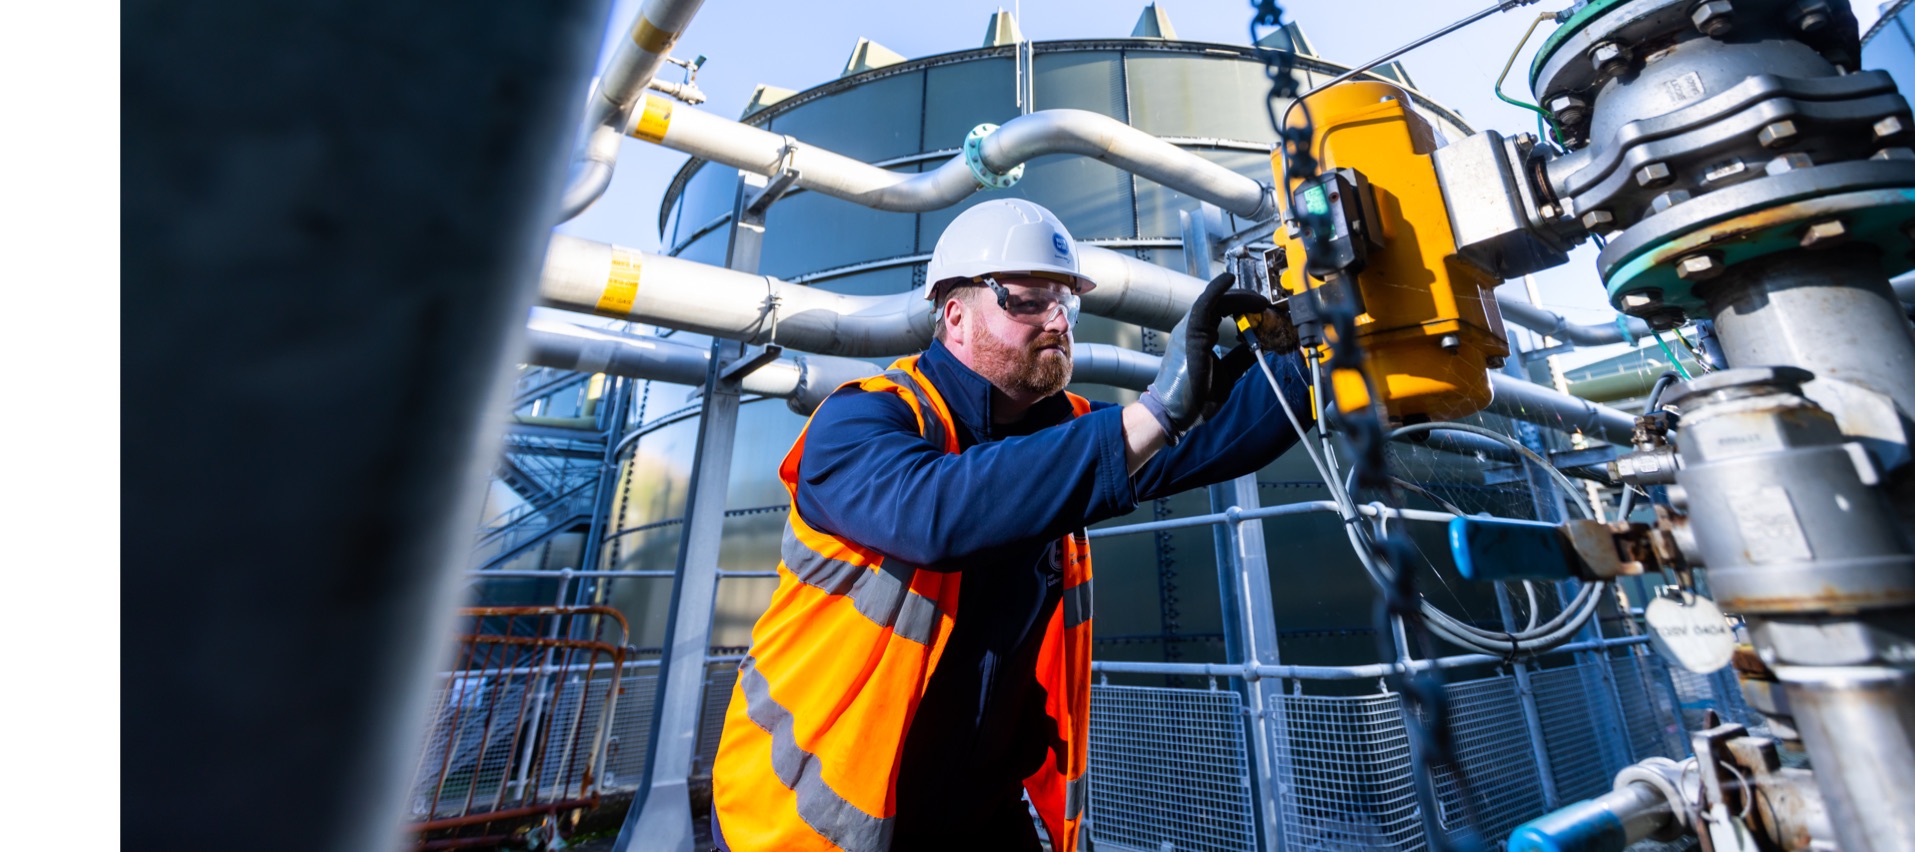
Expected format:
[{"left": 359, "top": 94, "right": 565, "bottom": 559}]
[{"left": 1302, "top": 185, "right": 1329, "bottom": 216}]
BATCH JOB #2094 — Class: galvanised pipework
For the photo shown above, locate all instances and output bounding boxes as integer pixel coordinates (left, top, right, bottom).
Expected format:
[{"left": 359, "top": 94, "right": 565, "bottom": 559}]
[{"left": 1526, "top": 3, "right": 1915, "bottom": 849}]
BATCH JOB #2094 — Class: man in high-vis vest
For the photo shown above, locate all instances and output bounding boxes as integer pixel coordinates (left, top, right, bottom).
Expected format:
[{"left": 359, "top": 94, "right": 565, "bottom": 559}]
[{"left": 712, "top": 199, "right": 1311, "bottom": 852}]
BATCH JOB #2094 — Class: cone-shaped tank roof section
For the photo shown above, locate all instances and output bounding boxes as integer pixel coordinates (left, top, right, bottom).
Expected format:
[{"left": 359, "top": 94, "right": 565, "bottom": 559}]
[
  {"left": 982, "top": 9, "right": 1024, "bottom": 46},
  {"left": 842, "top": 37, "right": 906, "bottom": 77},
  {"left": 1131, "top": 4, "right": 1177, "bottom": 39}
]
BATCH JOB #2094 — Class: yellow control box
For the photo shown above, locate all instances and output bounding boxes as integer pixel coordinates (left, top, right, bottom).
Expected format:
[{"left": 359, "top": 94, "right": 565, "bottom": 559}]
[{"left": 1271, "top": 81, "right": 1509, "bottom": 422}]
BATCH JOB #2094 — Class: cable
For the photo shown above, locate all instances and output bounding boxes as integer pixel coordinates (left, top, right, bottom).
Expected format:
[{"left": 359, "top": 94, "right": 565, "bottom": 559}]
[
  {"left": 1252, "top": 339, "right": 1605, "bottom": 655},
  {"left": 1495, "top": 10, "right": 1569, "bottom": 146},
  {"left": 1651, "top": 330, "right": 1695, "bottom": 380}
]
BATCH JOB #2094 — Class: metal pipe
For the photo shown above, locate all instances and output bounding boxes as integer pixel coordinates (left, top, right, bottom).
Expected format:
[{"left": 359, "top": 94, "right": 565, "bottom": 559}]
[
  {"left": 537, "top": 234, "right": 1210, "bottom": 354},
  {"left": 631, "top": 97, "right": 1276, "bottom": 218},
  {"left": 557, "top": 0, "right": 709, "bottom": 221},
  {"left": 1505, "top": 782, "right": 1676, "bottom": 852},
  {"left": 1776, "top": 665, "right": 1915, "bottom": 852},
  {"left": 1488, "top": 370, "right": 1638, "bottom": 446},
  {"left": 526, "top": 314, "right": 1160, "bottom": 413},
  {"left": 1497, "top": 295, "right": 1650, "bottom": 347}
]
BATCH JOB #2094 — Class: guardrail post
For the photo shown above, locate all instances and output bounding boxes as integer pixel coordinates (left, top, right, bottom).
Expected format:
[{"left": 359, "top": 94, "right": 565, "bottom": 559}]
[
  {"left": 1494, "top": 583, "right": 1560, "bottom": 808},
  {"left": 1208, "top": 474, "right": 1287, "bottom": 852},
  {"left": 616, "top": 170, "right": 768, "bottom": 852}
]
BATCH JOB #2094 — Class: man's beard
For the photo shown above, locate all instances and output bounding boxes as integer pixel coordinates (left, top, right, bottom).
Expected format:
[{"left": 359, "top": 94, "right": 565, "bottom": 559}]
[{"left": 974, "top": 327, "right": 1072, "bottom": 398}]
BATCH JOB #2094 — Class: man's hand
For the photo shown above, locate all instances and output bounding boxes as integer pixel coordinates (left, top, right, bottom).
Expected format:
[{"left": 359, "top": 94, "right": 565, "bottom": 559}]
[{"left": 1139, "top": 272, "right": 1237, "bottom": 442}]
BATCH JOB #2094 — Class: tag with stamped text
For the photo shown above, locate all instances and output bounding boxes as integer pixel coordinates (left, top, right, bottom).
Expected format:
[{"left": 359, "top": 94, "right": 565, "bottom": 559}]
[{"left": 1645, "top": 592, "right": 1736, "bottom": 674}]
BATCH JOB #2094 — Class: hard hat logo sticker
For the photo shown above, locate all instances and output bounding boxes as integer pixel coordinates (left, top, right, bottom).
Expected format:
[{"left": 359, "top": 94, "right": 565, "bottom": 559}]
[{"left": 1052, "top": 233, "right": 1070, "bottom": 257}]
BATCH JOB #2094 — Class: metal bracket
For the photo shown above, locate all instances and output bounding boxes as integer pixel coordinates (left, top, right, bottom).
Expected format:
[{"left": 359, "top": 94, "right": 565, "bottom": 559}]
[
  {"left": 744, "top": 168, "right": 800, "bottom": 219},
  {"left": 718, "top": 343, "right": 783, "bottom": 383}
]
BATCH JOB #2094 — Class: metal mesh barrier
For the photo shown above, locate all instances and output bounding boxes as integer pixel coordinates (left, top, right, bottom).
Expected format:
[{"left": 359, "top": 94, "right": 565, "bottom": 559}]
[
  {"left": 1531, "top": 664, "right": 1615, "bottom": 802},
  {"left": 601, "top": 668, "right": 658, "bottom": 792},
  {"left": 1271, "top": 691, "right": 1423, "bottom": 851},
  {"left": 409, "top": 678, "right": 530, "bottom": 819},
  {"left": 1087, "top": 684, "right": 1257, "bottom": 852},
  {"left": 1430, "top": 676, "right": 1548, "bottom": 843},
  {"left": 1609, "top": 653, "right": 1682, "bottom": 761},
  {"left": 695, "top": 661, "right": 740, "bottom": 776}
]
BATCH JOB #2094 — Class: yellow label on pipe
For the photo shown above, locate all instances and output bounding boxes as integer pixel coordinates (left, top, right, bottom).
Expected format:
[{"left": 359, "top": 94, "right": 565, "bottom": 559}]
[
  {"left": 598, "top": 251, "right": 641, "bottom": 314},
  {"left": 633, "top": 95, "right": 674, "bottom": 143},
  {"left": 631, "top": 16, "right": 676, "bottom": 53}
]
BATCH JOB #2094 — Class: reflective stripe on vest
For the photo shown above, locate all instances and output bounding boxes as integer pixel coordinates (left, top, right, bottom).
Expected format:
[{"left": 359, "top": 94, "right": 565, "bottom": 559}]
[
  {"left": 779, "top": 527, "right": 940, "bottom": 646},
  {"left": 737, "top": 654, "right": 892, "bottom": 852}
]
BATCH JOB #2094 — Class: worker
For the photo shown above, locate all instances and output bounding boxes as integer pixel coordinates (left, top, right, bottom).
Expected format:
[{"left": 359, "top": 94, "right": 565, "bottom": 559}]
[{"left": 711, "top": 198, "right": 1311, "bottom": 852}]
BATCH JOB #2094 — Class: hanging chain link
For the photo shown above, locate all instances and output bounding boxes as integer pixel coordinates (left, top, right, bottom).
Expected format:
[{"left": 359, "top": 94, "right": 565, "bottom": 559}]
[{"left": 1248, "top": 4, "right": 1486, "bottom": 848}]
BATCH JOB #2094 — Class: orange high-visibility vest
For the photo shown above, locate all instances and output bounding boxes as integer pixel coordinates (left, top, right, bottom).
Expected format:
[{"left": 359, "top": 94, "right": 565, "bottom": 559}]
[{"left": 712, "top": 353, "right": 1095, "bottom": 852}]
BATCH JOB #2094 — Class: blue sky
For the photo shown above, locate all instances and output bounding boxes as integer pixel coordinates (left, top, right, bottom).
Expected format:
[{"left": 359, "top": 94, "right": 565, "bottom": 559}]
[{"left": 554, "top": 0, "right": 1890, "bottom": 367}]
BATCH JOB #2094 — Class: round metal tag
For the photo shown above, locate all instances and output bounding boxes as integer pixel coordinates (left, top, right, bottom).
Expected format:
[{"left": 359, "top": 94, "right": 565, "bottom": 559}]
[{"left": 1645, "top": 592, "right": 1737, "bottom": 674}]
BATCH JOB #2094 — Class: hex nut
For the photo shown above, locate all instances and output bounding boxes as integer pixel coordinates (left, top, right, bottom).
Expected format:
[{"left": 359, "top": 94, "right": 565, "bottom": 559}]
[
  {"left": 1620, "top": 291, "right": 1661, "bottom": 309},
  {"left": 1759, "top": 120, "right": 1799, "bottom": 149},
  {"left": 1793, "top": 0, "right": 1830, "bottom": 31},
  {"left": 1539, "top": 202, "right": 1560, "bottom": 220},
  {"left": 1800, "top": 219, "right": 1849, "bottom": 248},
  {"left": 1676, "top": 253, "right": 1725, "bottom": 280},
  {"left": 1871, "top": 147, "right": 1915, "bottom": 161},
  {"left": 1589, "top": 42, "right": 1631, "bottom": 78},
  {"left": 1547, "top": 94, "right": 1588, "bottom": 127},
  {"left": 1582, "top": 209, "right": 1616, "bottom": 231},
  {"left": 1765, "top": 152, "right": 1814, "bottom": 175},
  {"left": 1692, "top": 0, "right": 1734, "bottom": 36},
  {"left": 1635, "top": 162, "right": 1674, "bottom": 187},
  {"left": 1649, "top": 189, "right": 1693, "bottom": 214},
  {"left": 1875, "top": 115, "right": 1908, "bottom": 141}
]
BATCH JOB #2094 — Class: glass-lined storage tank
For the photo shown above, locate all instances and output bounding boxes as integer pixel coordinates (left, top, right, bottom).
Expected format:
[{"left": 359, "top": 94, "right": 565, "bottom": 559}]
[{"left": 599, "top": 36, "right": 1525, "bottom": 671}]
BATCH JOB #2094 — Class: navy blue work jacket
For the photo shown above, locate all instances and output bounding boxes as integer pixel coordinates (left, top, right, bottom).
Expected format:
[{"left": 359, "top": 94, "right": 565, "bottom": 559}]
[{"left": 791, "top": 339, "right": 1312, "bottom": 843}]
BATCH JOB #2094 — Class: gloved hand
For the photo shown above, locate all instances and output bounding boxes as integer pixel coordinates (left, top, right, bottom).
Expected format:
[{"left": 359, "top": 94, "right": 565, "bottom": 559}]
[{"left": 1140, "top": 272, "right": 1237, "bottom": 442}]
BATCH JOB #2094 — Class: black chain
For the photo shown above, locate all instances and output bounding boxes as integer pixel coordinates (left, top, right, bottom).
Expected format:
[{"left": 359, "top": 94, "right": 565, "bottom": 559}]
[{"left": 1248, "top": 5, "right": 1485, "bottom": 848}]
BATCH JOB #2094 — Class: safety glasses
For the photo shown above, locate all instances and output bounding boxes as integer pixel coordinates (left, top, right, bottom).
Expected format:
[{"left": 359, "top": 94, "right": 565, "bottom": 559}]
[{"left": 980, "top": 276, "right": 1081, "bottom": 327}]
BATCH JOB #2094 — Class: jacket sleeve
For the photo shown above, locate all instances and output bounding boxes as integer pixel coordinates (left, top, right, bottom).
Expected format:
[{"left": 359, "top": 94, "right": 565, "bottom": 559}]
[
  {"left": 793, "top": 387, "right": 1139, "bottom": 568},
  {"left": 1130, "top": 348, "right": 1316, "bottom": 500}
]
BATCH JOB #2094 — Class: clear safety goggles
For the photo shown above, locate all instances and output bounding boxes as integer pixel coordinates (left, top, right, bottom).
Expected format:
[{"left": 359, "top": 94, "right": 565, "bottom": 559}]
[{"left": 979, "top": 275, "right": 1081, "bottom": 327}]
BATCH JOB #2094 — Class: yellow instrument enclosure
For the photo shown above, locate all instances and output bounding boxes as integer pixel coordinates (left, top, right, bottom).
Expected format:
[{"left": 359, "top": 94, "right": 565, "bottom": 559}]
[{"left": 1270, "top": 81, "right": 1509, "bottom": 422}]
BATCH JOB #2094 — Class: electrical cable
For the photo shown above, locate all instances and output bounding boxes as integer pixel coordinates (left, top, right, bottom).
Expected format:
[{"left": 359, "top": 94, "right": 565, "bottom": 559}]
[
  {"left": 1253, "top": 338, "right": 1605, "bottom": 655},
  {"left": 1651, "top": 330, "right": 1695, "bottom": 380},
  {"left": 1494, "top": 10, "right": 1570, "bottom": 146}
]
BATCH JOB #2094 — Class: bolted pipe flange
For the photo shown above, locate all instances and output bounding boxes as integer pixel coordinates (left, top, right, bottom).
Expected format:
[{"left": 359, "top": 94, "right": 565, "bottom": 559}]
[{"left": 962, "top": 123, "right": 1023, "bottom": 190}]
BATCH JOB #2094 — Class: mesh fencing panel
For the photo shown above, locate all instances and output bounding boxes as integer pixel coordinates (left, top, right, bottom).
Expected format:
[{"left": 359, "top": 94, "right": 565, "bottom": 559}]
[
  {"left": 408, "top": 678, "right": 531, "bottom": 819},
  {"left": 1271, "top": 691, "right": 1424, "bottom": 852},
  {"left": 537, "top": 669, "right": 624, "bottom": 796},
  {"left": 695, "top": 662, "right": 740, "bottom": 776},
  {"left": 601, "top": 668, "right": 658, "bottom": 792},
  {"left": 1088, "top": 684, "right": 1258, "bottom": 852},
  {"left": 1430, "top": 675, "right": 1549, "bottom": 844},
  {"left": 1531, "top": 664, "right": 1615, "bottom": 802}
]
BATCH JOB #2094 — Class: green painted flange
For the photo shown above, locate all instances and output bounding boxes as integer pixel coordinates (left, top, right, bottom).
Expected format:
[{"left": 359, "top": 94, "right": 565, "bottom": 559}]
[{"left": 1604, "top": 187, "right": 1915, "bottom": 314}]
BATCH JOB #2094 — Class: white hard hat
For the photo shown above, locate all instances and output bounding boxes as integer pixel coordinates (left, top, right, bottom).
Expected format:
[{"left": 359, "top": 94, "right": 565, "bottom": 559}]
[{"left": 923, "top": 199, "right": 1096, "bottom": 300}]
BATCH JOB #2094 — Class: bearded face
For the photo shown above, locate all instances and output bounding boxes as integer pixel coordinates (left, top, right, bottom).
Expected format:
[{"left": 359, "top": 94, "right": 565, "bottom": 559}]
[{"left": 971, "top": 320, "right": 1072, "bottom": 398}]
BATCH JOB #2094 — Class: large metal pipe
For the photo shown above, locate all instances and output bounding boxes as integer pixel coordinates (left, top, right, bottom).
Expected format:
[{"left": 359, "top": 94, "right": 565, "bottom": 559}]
[
  {"left": 629, "top": 96, "right": 1277, "bottom": 218},
  {"left": 540, "top": 235, "right": 1641, "bottom": 442},
  {"left": 1497, "top": 296, "right": 1652, "bottom": 348},
  {"left": 525, "top": 316, "right": 1159, "bottom": 413},
  {"left": 557, "top": 0, "right": 708, "bottom": 220},
  {"left": 1777, "top": 665, "right": 1915, "bottom": 852},
  {"left": 1487, "top": 371, "right": 1638, "bottom": 447},
  {"left": 536, "top": 234, "right": 1209, "bottom": 355}
]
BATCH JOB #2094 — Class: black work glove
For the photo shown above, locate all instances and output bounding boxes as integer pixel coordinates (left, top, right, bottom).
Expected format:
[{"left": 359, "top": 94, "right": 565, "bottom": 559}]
[{"left": 1140, "top": 272, "right": 1236, "bottom": 443}]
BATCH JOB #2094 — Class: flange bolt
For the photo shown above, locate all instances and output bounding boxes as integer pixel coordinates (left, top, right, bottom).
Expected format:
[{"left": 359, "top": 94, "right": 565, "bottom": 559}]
[
  {"left": 1692, "top": 1, "right": 1734, "bottom": 37},
  {"left": 1758, "top": 120, "right": 1799, "bottom": 149},
  {"left": 1674, "top": 253, "right": 1724, "bottom": 281}
]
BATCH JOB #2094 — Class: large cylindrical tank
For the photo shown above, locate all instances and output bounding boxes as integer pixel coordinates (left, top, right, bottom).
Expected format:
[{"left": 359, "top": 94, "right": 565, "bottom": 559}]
[{"left": 596, "top": 36, "right": 1538, "bottom": 671}]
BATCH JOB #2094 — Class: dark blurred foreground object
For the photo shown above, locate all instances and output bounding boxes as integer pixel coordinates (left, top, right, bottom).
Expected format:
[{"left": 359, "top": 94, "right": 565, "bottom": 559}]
[{"left": 123, "top": 2, "right": 607, "bottom": 850}]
